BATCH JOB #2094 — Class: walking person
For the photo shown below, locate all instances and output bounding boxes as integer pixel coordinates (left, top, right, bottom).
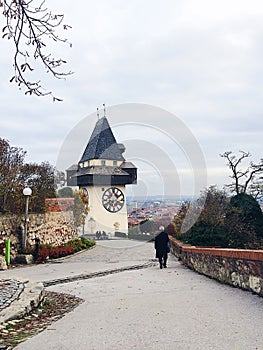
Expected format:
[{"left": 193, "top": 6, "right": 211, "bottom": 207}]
[{"left": 155, "top": 226, "right": 170, "bottom": 269}]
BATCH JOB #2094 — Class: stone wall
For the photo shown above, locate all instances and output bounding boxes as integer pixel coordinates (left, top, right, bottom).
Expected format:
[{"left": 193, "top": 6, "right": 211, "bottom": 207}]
[
  {"left": 169, "top": 236, "right": 263, "bottom": 297},
  {"left": 0, "top": 212, "right": 77, "bottom": 259}
]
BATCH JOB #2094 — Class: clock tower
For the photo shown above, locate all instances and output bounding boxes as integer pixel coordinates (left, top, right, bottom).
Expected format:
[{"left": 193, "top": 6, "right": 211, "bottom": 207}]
[{"left": 68, "top": 115, "right": 137, "bottom": 236}]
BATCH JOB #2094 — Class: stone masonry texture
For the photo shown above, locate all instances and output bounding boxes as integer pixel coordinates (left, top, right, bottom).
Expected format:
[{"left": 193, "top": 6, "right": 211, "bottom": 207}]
[
  {"left": 0, "top": 211, "right": 77, "bottom": 260},
  {"left": 170, "top": 236, "right": 263, "bottom": 296}
]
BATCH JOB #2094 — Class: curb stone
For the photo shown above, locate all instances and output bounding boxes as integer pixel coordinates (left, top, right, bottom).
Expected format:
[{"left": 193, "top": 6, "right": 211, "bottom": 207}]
[{"left": 0, "top": 280, "right": 45, "bottom": 324}]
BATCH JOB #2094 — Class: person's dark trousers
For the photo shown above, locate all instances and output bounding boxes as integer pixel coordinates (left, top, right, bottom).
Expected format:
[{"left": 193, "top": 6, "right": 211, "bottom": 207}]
[
  {"left": 163, "top": 253, "right": 167, "bottom": 268},
  {"left": 158, "top": 253, "right": 168, "bottom": 269}
]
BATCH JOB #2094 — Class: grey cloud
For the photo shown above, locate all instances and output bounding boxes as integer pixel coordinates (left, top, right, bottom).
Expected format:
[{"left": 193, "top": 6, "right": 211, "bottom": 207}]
[{"left": 0, "top": 0, "right": 262, "bottom": 194}]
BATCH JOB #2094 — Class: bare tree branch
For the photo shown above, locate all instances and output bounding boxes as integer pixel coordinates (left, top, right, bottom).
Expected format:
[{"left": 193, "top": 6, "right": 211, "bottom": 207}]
[
  {"left": 1, "top": 0, "right": 73, "bottom": 101},
  {"left": 243, "top": 161, "right": 263, "bottom": 193},
  {"left": 220, "top": 151, "right": 263, "bottom": 196}
]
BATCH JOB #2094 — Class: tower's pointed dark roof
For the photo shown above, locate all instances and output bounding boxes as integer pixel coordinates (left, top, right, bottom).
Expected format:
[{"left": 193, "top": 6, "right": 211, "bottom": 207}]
[{"left": 79, "top": 117, "right": 125, "bottom": 162}]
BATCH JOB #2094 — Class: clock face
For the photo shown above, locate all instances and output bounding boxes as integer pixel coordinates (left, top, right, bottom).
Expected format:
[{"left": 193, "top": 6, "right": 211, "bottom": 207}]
[{"left": 102, "top": 187, "right": 125, "bottom": 213}]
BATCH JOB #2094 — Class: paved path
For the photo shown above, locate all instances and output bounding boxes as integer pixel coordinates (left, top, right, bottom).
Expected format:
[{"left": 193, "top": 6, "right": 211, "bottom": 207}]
[
  {"left": 0, "top": 239, "right": 153, "bottom": 283},
  {"left": 1, "top": 240, "right": 263, "bottom": 349}
]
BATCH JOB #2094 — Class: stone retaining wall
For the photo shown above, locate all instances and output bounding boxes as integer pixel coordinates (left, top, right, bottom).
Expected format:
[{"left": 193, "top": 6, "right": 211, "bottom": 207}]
[
  {"left": 0, "top": 212, "right": 77, "bottom": 259},
  {"left": 169, "top": 236, "right": 263, "bottom": 297}
]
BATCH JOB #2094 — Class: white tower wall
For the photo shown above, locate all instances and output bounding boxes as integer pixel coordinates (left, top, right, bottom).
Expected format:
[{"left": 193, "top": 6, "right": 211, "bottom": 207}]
[{"left": 85, "top": 185, "right": 128, "bottom": 236}]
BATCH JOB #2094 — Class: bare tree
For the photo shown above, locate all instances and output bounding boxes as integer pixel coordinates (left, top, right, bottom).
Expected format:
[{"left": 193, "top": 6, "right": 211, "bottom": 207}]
[
  {"left": 1, "top": 0, "right": 72, "bottom": 101},
  {"left": 0, "top": 138, "right": 59, "bottom": 213},
  {"left": 220, "top": 151, "right": 263, "bottom": 195},
  {"left": 248, "top": 179, "right": 263, "bottom": 200},
  {"left": 0, "top": 138, "right": 26, "bottom": 212}
]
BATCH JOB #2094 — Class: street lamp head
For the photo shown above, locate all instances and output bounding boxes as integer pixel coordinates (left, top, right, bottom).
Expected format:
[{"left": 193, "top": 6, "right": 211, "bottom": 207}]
[{"left": 23, "top": 187, "right": 32, "bottom": 196}]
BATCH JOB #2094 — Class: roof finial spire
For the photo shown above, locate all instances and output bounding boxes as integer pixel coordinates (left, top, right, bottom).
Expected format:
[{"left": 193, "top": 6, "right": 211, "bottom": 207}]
[
  {"left": 103, "top": 103, "right": 106, "bottom": 117},
  {"left": 96, "top": 107, "right": 99, "bottom": 120}
]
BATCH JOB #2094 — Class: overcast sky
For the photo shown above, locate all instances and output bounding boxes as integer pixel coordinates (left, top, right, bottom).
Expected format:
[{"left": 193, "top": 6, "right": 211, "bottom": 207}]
[{"left": 1, "top": 0, "right": 263, "bottom": 197}]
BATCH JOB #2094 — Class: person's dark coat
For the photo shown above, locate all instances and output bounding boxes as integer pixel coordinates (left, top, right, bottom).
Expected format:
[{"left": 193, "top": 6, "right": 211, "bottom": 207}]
[{"left": 155, "top": 231, "right": 169, "bottom": 258}]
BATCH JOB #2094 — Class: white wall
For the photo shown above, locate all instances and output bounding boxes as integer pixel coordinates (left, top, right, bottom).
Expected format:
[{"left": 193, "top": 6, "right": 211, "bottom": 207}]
[{"left": 84, "top": 185, "right": 128, "bottom": 235}]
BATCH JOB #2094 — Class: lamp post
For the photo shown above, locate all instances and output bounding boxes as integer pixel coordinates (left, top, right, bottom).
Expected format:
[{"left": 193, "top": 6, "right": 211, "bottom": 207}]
[{"left": 22, "top": 187, "right": 32, "bottom": 253}]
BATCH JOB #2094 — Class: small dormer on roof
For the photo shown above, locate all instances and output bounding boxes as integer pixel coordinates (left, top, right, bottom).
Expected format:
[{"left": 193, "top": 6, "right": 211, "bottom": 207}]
[{"left": 79, "top": 116, "right": 125, "bottom": 164}]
